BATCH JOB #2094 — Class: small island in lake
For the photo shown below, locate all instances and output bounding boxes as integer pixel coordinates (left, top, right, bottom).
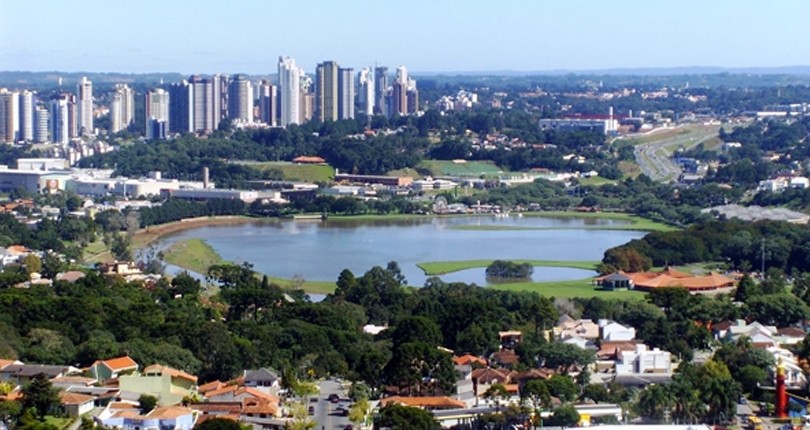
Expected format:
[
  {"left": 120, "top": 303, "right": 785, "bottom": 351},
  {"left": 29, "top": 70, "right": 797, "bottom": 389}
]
[{"left": 485, "top": 260, "right": 534, "bottom": 281}]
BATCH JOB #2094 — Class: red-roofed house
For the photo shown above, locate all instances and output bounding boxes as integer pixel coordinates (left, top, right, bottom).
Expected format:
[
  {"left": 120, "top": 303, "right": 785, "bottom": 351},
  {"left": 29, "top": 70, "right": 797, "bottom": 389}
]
[
  {"left": 119, "top": 364, "right": 198, "bottom": 406},
  {"left": 90, "top": 356, "right": 139, "bottom": 382},
  {"left": 453, "top": 354, "right": 488, "bottom": 367},
  {"left": 59, "top": 391, "right": 95, "bottom": 416},
  {"left": 380, "top": 396, "right": 466, "bottom": 410}
]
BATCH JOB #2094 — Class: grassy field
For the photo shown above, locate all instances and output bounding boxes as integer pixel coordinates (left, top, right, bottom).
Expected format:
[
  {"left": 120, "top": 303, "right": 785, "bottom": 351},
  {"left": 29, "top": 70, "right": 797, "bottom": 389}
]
[
  {"left": 162, "top": 239, "right": 222, "bottom": 274},
  {"left": 420, "top": 160, "right": 505, "bottom": 177},
  {"left": 44, "top": 416, "right": 75, "bottom": 430},
  {"left": 418, "top": 259, "right": 599, "bottom": 275},
  {"left": 238, "top": 161, "right": 335, "bottom": 182},
  {"left": 577, "top": 176, "right": 617, "bottom": 187},
  {"left": 489, "top": 277, "right": 646, "bottom": 300}
]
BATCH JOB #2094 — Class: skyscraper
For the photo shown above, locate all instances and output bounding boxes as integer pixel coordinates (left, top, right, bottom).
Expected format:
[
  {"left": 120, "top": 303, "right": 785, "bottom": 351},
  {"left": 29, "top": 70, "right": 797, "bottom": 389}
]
[
  {"left": 34, "top": 105, "right": 49, "bottom": 143},
  {"left": 145, "top": 88, "right": 170, "bottom": 139},
  {"left": 77, "top": 76, "right": 93, "bottom": 135},
  {"left": 228, "top": 74, "right": 253, "bottom": 123},
  {"left": 278, "top": 56, "right": 301, "bottom": 127},
  {"left": 0, "top": 89, "right": 19, "bottom": 144},
  {"left": 168, "top": 81, "right": 193, "bottom": 134},
  {"left": 189, "top": 75, "right": 214, "bottom": 133},
  {"left": 49, "top": 95, "right": 71, "bottom": 145},
  {"left": 258, "top": 80, "right": 277, "bottom": 126},
  {"left": 19, "top": 90, "right": 34, "bottom": 141},
  {"left": 110, "top": 84, "right": 134, "bottom": 133},
  {"left": 212, "top": 74, "right": 229, "bottom": 126},
  {"left": 374, "top": 66, "right": 389, "bottom": 117},
  {"left": 357, "top": 68, "right": 375, "bottom": 118},
  {"left": 391, "top": 65, "right": 409, "bottom": 116},
  {"left": 315, "top": 61, "right": 339, "bottom": 122},
  {"left": 338, "top": 67, "right": 354, "bottom": 120}
]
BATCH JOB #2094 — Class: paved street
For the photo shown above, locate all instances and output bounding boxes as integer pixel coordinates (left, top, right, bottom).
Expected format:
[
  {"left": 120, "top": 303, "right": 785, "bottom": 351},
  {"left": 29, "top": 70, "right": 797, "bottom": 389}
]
[
  {"left": 631, "top": 124, "right": 721, "bottom": 182},
  {"left": 313, "top": 379, "right": 352, "bottom": 430}
]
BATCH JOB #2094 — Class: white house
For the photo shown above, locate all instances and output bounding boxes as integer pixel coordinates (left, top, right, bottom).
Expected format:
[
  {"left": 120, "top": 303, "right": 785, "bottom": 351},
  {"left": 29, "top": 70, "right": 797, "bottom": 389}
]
[
  {"left": 599, "top": 320, "right": 636, "bottom": 342},
  {"left": 615, "top": 344, "right": 672, "bottom": 375}
]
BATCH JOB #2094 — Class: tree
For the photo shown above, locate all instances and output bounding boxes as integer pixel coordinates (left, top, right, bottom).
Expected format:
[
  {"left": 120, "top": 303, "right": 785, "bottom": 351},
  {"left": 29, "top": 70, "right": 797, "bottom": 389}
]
[
  {"left": 378, "top": 404, "right": 440, "bottom": 430},
  {"left": 547, "top": 405, "right": 580, "bottom": 427},
  {"left": 40, "top": 252, "right": 66, "bottom": 280},
  {"left": 21, "top": 373, "right": 59, "bottom": 419},
  {"left": 138, "top": 394, "right": 158, "bottom": 414},
  {"left": 521, "top": 379, "right": 551, "bottom": 412},
  {"left": 348, "top": 398, "right": 370, "bottom": 429},
  {"left": 635, "top": 384, "right": 672, "bottom": 422},
  {"left": 22, "top": 254, "right": 42, "bottom": 275},
  {"left": 485, "top": 260, "right": 533, "bottom": 280},
  {"left": 539, "top": 342, "right": 595, "bottom": 374},
  {"left": 483, "top": 383, "right": 509, "bottom": 412},
  {"left": 696, "top": 360, "right": 739, "bottom": 424}
]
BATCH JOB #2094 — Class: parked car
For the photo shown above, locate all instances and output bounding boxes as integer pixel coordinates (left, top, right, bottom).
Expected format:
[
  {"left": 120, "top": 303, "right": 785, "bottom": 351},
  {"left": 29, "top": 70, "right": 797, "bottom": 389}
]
[
  {"left": 328, "top": 393, "right": 340, "bottom": 403},
  {"left": 308, "top": 406, "right": 315, "bottom": 415}
]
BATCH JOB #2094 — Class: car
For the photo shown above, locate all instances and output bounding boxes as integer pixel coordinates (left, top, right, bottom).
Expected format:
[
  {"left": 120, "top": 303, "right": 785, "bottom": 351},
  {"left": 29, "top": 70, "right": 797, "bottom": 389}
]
[
  {"left": 308, "top": 406, "right": 315, "bottom": 415},
  {"left": 344, "top": 426, "right": 353, "bottom": 430},
  {"left": 328, "top": 393, "right": 340, "bottom": 403}
]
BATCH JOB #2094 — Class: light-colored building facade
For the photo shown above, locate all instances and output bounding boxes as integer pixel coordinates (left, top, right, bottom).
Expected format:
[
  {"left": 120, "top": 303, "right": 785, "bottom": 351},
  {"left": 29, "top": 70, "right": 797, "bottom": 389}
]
[
  {"left": 338, "top": 67, "right": 354, "bottom": 120},
  {"left": 190, "top": 76, "right": 214, "bottom": 133},
  {"left": 145, "top": 88, "right": 170, "bottom": 139},
  {"left": 110, "top": 84, "right": 134, "bottom": 134},
  {"left": 258, "top": 80, "right": 277, "bottom": 126},
  {"left": 357, "top": 67, "right": 375, "bottom": 117},
  {"left": 316, "top": 61, "right": 339, "bottom": 122},
  {"left": 48, "top": 96, "right": 71, "bottom": 145},
  {"left": 0, "top": 89, "right": 19, "bottom": 144},
  {"left": 278, "top": 56, "right": 301, "bottom": 127},
  {"left": 76, "top": 76, "right": 93, "bottom": 135},
  {"left": 34, "top": 105, "right": 49, "bottom": 143},
  {"left": 227, "top": 74, "right": 253, "bottom": 123},
  {"left": 19, "top": 90, "right": 34, "bottom": 141}
]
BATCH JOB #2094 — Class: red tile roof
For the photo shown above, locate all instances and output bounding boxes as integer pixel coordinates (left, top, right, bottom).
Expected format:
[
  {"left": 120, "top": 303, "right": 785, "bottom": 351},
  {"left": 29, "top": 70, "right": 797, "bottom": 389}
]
[
  {"left": 380, "top": 396, "right": 466, "bottom": 409},
  {"left": 143, "top": 364, "right": 198, "bottom": 383},
  {"left": 96, "top": 356, "right": 139, "bottom": 372}
]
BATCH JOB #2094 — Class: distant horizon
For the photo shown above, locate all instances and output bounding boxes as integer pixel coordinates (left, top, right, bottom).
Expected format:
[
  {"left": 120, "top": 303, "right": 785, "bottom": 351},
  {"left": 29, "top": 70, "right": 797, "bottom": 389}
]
[
  {"left": 4, "top": 64, "right": 810, "bottom": 78},
  {"left": 2, "top": 0, "right": 808, "bottom": 74}
]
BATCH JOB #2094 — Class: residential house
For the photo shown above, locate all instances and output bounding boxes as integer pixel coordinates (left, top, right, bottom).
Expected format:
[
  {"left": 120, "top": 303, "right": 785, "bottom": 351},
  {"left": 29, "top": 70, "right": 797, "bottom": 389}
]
[
  {"left": 0, "top": 364, "right": 81, "bottom": 385},
  {"left": 490, "top": 350, "right": 519, "bottom": 368},
  {"left": 90, "top": 356, "right": 139, "bottom": 382},
  {"left": 556, "top": 317, "right": 599, "bottom": 340},
  {"left": 599, "top": 320, "right": 636, "bottom": 342},
  {"left": 96, "top": 405, "right": 197, "bottom": 430},
  {"left": 243, "top": 368, "right": 279, "bottom": 394},
  {"left": 562, "top": 335, "right": 596, "bottom": 350},
  {"left": 768, "top": 347, "right": 807, "bottom": 389},
  {"left": 453, "top": 354, "right": 488, "bottom": 367},
  {"left": 380, "top": 396, "right": 466, "bottom": 410},
  {"left": 616, "top": 344, "right": 672, "bottom": 375},
  {"left": 777, "top": 327, "right": 807, "bottom": 345},
  {"left": 59, "top": 391, "right": 95, "bottom": 416},
  {"left": 50, "top": 376, "right": 97, "bottom": 389},
  {"left": 0, "top": 359, "right": 22, "bottom": 371},
  {"left": 118, "top": 364, "right": 198, "bottom": 406},
  {"left": 498, "top": 331, "right": 522, "bottom": 350}
]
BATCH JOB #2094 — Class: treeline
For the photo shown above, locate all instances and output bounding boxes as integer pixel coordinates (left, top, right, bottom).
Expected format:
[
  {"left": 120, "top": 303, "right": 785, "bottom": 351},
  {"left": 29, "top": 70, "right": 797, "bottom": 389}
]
[{"left": 603, "top": 218, "right": 810, "bottom": 274}]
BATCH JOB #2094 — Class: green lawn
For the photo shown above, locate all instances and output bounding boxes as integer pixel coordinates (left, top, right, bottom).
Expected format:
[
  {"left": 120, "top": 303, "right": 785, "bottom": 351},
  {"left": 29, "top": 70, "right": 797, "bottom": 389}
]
[
  {"left": 420, "top": 160, "right": 506, "bottom": 177},
  {"left": 520, "top": 211, "right": 678, "bottom": 232},
  {"left": 489, "top": 278, "right": 647, "bottom": 300},
  {"left": 418, "top": 259, "right": 599, "bottom": 275},
  {"left": 577, "top": 176, "right": 617, "bottom": 187},
  {"left": 162, "top": 238, "right": 222, "bottom": 274},
  {"left": 238, "top": 161, "right": 335, "bottom": 182},
  {"left": 44, "top": 416, "right": 75, "bottom": 430}
]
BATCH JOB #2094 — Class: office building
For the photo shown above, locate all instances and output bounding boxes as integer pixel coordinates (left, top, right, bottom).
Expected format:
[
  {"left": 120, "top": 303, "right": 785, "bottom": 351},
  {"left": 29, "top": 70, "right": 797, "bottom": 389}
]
[
  {"left": 391, "top": 66, "right": 409, "bottom": 116},
  {"left": 189, "top": 76, "right": 214, "bottom": 133},
  {"left": 110, "top": 84, "right": 135, "bottom": 133},
  {"left": 227, "top": 74, "right": 253, "bottom": 123},
  {"left": 315, "top": 61, "right": 339, "bottom": 122},
  {"left": 299, "top": 74, "right": 314, "bottom": 123},
  {"left": 374, "top": 66, "right": 389, "bottom": 117},
  {"left": 168, "top": 81, "right": 193, "bottom": 134},
  {"left": 0, "top": 89, "right": 19, "bottom": 143},
  {"left": 145, "top": 88, "right": 170, "bottom": 139},
  {"left": 357, "top": 67, "right": 375, "bottom": 117},
  {"left": 19, "top": 90, "right": 34, "bottom": 141},
  {"left": 338, "top": 67, "right": 354, "bottom": 120},
  {"left": 77, "top": 76, "right": 93, "bottom": 135},
  {"left": 34, "top": 106, "right": 49, "bottom": 143},
  {"left": 258, "top": 80, "right": 277, "bottom": 126},
  {"left": 278, "top": 56, "right": 301, "bottom": 127},
  {"left": 49, "top": 96, "right": 71, "bottom": 145}
]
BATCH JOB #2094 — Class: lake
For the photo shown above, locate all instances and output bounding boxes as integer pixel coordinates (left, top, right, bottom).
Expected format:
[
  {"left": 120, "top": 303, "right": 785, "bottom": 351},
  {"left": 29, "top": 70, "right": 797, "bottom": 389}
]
[{"left": 155, "top": 215, "right": 645, "bottom": 287}]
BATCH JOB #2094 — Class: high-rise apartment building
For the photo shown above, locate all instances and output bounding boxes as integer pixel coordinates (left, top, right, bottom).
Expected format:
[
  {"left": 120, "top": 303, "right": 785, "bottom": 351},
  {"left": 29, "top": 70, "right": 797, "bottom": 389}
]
[
  {"left": 19, "top": 90, "right": 34, "bottom": 141},
  {"left": 34, "top": 105, "right": 49, "bottom": 143},
  {"left": 189, "top": 75, "right": 215, "bottom": 133},
  {"left": 0, "top": 89, "right": 19, "bottom": 144},
  {"left": 258, "top": 80, "right": 277, "bottom": 126},
  {"left": 315, "top": 61, "right": 339, "bottom": 122},
  {"left": 77, "top": 76, "right": 93, "bottom": 135},
  {"left": 145, "top": 88, "right": 170, "bottom": 139},
  {"left": 391, "top": 66, "right": 409, "bottom": 116},
  {"left": 228, "top": 74, "right": 253, "bottom": 123},
  {"left": 168, "top": 81, "right": 193, "bottom": 134},
  {"left": 357, "top": 68, "right": 375, "bottom": 117},
  {"left": 278, "top": 56, "right": 301, "bottom": 127},
  {"left": 110, "top": 84, "right": 135, "bottom": 133},
  {"left": 338, "top": 67, "right": 354, "bottom": 120},
  {"left": 374, "top": 66, "right": 389, "bottom": 117},
  {"left": 213, "top": 74, "right": 229, "bottom": 126},
  {"left": 49, "top": 95, "right": 71, "bottom": 145}
]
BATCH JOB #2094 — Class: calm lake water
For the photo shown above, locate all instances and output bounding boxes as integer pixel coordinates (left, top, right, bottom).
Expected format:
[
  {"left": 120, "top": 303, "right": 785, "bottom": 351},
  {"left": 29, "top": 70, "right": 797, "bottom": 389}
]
[{"left": 156, "top": 216, "right": 644, "bottom": 287}]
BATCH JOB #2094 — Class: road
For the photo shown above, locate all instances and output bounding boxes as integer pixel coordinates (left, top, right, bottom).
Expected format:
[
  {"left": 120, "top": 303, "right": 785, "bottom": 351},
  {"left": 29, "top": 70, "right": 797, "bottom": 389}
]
[
  {"left": 313, "top": 379, "right": 352, "bottom": 430},
  {"left": 630, "top": 124, "right": 722, "bottom": 182}
]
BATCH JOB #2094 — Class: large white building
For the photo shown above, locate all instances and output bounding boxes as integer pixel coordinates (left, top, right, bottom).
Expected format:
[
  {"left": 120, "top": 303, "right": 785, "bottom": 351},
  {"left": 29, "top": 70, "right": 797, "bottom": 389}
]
[
  {"left": 33, "top": 106, "right": 49, "bottom": 143},
  {"left": 110, "top": 84, "right": 134, "bottom": 133},
  {"left": 357, "top": 67, "right": 375, "bottom": 117},
  {"left": 76, "top": 76, "right": 93, "bottom": 135},
  {"left": 316, "top": 60, "right": 339, "bottom": 122},
  {"left": 278, "top": 56, "right": 301, "bottom": 127},
  {"left": 145, "top": 88, "right": 170, "bottom": 139},
  {"left": 0, "top": 89, "right": 19, "bottom": 143},
  {"left": 338, "top": 67, "right": 354, "bottom": 120},
  {"left": 49, "top": 97, "right": 71, "bottom": 145}
]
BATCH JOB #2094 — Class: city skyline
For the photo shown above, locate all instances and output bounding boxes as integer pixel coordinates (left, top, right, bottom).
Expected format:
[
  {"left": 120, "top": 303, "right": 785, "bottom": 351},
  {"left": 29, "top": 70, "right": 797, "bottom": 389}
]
[{"left": 2, "top": 0, "right": 810, "bottom": 74}]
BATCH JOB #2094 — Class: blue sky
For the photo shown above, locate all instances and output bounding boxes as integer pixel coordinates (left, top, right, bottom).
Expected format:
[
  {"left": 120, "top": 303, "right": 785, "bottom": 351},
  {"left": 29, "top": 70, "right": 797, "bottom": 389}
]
[{"left": 2, "top": 0, "right": 809, "bottom": 74}]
